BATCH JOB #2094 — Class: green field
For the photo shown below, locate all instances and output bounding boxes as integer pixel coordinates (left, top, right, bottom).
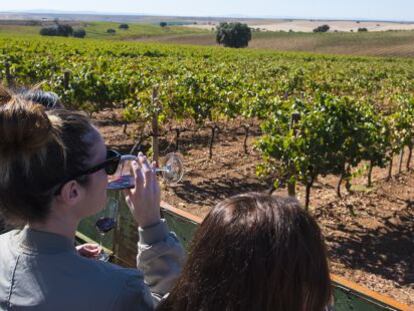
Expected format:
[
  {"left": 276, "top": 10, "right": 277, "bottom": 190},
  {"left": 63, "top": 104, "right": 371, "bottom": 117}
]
[
  {"left": 3, "top": 21, "right": 414, "bottom": 57},
  {"left": 0, "top": 21, "right": 206, "bottom": 40}
]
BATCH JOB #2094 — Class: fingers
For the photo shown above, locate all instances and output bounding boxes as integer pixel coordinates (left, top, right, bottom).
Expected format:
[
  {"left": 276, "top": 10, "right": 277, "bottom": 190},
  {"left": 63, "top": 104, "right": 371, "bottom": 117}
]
[
  {"left": 138, "top": 153, "right": 151, "bottom": 172},
  {"left": 132, "top": 160, "right": 145, "bottom": 188},
  {"left": 137, "top": 153, "right": 155, "bottom": 184},
  {"left": 76, "top": 243, "right": 102, "bottom": 258}
]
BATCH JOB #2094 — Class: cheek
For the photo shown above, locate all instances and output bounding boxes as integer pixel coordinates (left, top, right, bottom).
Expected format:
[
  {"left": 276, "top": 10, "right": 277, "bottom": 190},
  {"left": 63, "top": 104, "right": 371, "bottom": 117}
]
[
  {"left": 89, "top": 171, "right": 108, "bottom": 207},
  {"left": 91, "top": 172, "right": 108, "bottom": 212},
  {"left": 99, "top": 171, "right": 108, "bottom": 202},
  {"left": 100, "top": 170, "right": 108, "bottom": 190}
]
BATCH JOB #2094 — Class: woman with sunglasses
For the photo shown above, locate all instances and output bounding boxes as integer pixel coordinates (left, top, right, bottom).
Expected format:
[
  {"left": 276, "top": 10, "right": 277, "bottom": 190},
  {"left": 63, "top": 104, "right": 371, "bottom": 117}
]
[{"left": 0, "top": 87, "right": 185, "bottom": 310}]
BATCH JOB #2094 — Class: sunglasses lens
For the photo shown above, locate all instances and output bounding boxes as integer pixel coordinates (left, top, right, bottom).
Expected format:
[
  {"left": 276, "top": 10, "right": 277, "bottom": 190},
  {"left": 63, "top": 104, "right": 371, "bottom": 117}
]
[
  {"left": 105, "top": 158, "right": 119, "bottom": 175},
  {"left": 107, "top": 150, "right": 119, "bottom": 159},
  {"left": 105, "top": 150, "right": 120, "bottom": 175}
]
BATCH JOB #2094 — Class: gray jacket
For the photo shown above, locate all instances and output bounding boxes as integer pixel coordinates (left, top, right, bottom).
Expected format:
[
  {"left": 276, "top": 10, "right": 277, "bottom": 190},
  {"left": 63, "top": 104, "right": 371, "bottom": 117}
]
[{"left": 0, "top": 220, "right": 185, "bottom": 311}]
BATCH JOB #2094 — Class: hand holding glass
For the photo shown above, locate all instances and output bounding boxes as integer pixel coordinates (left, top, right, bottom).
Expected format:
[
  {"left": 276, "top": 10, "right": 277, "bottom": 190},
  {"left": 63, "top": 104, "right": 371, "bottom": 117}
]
[{"left": 107, "top": 152, "right": 184, "bottom": 190}]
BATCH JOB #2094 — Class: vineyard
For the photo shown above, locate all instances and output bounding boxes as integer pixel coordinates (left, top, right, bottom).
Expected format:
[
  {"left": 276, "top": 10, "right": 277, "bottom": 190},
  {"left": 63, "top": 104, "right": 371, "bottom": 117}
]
[
  {"left": 2, "top": 34, "right": 414, "bottom": 207},
  {"left": 1, "top": 34, "right": 414, "bottom": 304}
]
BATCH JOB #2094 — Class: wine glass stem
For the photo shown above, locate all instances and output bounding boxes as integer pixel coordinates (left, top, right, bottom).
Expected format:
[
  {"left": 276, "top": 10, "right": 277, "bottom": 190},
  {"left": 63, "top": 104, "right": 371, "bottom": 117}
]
[
  {"left": 155, "top": 167, "right": 170, "bottom": 173},
  {"left": 99, "top": 233, "right": 104, "bottom": 250}
]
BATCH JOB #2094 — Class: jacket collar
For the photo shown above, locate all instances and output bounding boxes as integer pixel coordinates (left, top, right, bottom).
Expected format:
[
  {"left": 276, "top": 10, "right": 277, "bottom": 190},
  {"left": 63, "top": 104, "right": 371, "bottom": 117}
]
[{"left": 15, "top": 226, "right": 75, "bottom": 254}]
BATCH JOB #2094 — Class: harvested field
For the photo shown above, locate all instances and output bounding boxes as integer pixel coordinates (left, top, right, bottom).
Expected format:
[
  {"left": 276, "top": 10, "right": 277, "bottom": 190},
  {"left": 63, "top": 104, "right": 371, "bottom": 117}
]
[{"left": 138, "top": 30, "right": 414, "bottom": 58}]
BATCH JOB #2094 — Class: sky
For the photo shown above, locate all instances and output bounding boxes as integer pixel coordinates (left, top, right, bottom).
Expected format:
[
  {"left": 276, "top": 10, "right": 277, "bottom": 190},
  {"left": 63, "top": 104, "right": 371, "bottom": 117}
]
[{"left": 1, "top": 0, "right": 414, "bottom": 22}]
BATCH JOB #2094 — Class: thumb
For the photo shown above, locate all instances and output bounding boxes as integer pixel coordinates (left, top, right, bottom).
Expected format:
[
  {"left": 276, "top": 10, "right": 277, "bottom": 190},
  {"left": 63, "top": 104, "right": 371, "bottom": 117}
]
[{"left": 131, "top": 160, "right": 140, "bottom": 177}]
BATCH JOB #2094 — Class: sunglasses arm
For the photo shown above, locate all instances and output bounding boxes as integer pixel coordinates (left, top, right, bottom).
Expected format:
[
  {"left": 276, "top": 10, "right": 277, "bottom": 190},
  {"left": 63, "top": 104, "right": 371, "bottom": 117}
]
[{"left": 120, "top": 155, "right": 137, "bottom": 161}]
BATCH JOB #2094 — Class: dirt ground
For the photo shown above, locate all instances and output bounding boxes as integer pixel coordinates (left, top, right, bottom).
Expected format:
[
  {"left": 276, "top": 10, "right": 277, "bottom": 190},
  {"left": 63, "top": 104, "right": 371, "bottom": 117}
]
[
  {"left": 186, "top": 19, "right": 414, "bottom": 33},
  {"left": 96, "top": 110, "right": 413, "bottom": 306}
]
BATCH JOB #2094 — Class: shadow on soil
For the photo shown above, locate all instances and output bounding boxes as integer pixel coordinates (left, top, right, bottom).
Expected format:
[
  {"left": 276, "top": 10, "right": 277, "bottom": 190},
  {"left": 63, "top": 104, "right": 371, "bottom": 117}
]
[
  {"left": 325, "top": 199, "right": 414, "bottom": 286},
  {"left": 171, "top": 177, "right": 271, "bottom": 207}
]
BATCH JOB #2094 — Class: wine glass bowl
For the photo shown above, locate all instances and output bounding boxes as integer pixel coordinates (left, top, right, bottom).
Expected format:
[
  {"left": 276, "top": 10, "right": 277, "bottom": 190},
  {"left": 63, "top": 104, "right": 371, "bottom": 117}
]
[
  {"left": 160, "top": 152, "right": 184, "bottom": 185},
  {"left": 107, "top": 155, "right": 135, "bottom": 190},
  {"left": 107, "top": 152, "right": 184, "bottom": 190},
  {"left": 95, "top": 197, "right": 118, "bottom": 261}
]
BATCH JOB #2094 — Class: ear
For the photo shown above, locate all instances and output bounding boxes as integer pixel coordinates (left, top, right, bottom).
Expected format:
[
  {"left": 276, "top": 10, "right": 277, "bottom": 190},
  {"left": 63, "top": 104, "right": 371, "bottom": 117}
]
[{"left": 56, "top": 180, "right": 83, "bottom": 206}]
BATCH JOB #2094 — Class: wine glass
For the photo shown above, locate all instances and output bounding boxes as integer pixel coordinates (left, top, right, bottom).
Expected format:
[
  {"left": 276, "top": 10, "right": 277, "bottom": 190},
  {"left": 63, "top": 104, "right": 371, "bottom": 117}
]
[
  {"left": 95, "top": 197, "right": 118, "bottom": 261},
  {"left": 107, "top": 152, "right": 184, "bottom": 190}
]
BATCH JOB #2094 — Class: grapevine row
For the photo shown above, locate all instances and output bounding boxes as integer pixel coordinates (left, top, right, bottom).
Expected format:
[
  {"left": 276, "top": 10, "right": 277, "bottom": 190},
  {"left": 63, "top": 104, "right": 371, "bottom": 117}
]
[{"left": 1, "top": 35, "right": 414, "bottom": 207}]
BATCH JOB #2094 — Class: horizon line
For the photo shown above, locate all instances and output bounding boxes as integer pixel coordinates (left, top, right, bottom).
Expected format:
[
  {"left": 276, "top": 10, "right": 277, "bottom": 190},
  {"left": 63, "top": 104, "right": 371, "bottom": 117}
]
[{"left": 1, "top": 9, "right": 414, "bottom": 23}]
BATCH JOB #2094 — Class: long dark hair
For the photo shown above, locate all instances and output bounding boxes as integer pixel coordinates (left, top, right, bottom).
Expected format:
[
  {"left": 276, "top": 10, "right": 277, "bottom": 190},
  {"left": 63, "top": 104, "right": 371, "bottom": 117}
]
[{"left": 158, "top": 193, "right": 332, "bottom": 311}]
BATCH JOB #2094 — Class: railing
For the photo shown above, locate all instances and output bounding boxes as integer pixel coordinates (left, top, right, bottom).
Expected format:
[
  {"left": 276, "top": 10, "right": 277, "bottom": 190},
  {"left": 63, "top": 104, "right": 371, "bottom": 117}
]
[{"left": 75, "top": 191, "right": 412, "bottom": 311}]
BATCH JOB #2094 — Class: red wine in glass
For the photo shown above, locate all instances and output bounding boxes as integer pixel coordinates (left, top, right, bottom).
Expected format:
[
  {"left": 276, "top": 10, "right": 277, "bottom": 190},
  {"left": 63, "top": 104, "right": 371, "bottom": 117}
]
[
  {"left": 95, "top": 217, "right": 116, "bottom": 233},
  {"left": 107, "top": 175, "right": 135, "bottom": 190},
  {"left": 95, "top": 198, "right": 118, "bottom": 261}
]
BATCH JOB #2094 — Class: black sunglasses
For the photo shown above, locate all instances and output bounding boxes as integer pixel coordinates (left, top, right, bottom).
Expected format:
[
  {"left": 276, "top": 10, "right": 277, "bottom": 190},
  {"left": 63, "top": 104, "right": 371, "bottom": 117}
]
[
  {"left": 75, "top": 149, "right": 122, "bottom": 177},
  {"left": 54, "top": 149, "right": 121, "bottom": 195}
]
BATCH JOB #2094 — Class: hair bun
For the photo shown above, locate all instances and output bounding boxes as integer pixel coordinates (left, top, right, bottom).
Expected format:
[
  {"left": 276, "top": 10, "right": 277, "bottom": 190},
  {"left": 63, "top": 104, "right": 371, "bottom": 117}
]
[{"left": 0, "top": 94, "right": 53, "bottom": 155}]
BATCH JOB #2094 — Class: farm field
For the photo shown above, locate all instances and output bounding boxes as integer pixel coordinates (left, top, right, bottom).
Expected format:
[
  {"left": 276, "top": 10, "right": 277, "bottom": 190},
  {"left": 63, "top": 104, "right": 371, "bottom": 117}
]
[
  {"left": 4, "top": 21, "right": 414, "bottom": 57},
  {"left": 0, "top": 21, "right": 206, "bottom": 39},
  {"left": 140, "top": 30, "right": 414, "bottom": 58},
  {"left": 186, "top": 19, "right": 414, "bottom": 33},
  {"left": 0, "top": 33, "right": 413, "bottom": 306}
]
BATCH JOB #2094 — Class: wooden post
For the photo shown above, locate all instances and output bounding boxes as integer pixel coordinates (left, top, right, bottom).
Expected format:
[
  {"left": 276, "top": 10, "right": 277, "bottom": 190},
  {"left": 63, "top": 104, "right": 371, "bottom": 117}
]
[
  {"left": 345, "top": 164, "right": 353, "bottom": 194},
  {"left": 175, "top": 128, "right": 180, "bottom": 152},
  {"left": 4, "top": 62, "right": 12, "bottom": 87},
  {"left": 367, "top": 160, "right": 373, "bottom": 187},
  {"left": 287, "top": 112, "right": 301, "bottom": 197},
  {"left": 305, "top": 175, "right": 314, "bottom": 211},
  {"left": 337, "top": 170, "right": 344, "bottom": 198},
  {"left": 406, "top": 144, "right": 412, "bottom": 171},
  {"left": 398, "top": 148, "right": 404, "bottom": 174},
  {"left": 63, "top": 70, "right": 70, "bottom": 90},
  {"left": 243, "top": 124, "right": 249, "bottom": 155},
  {"left": 337, "top": 162, "right": 346, "bottom": 198},
  {"left": 208, "top": 125, "right": 218, "bottom": 160},
  {"left": 387, "top": 153, "right": 393, "bottom": 181},
  {"left": 151, "top": 87, "right": 160, "bottom": 164}
]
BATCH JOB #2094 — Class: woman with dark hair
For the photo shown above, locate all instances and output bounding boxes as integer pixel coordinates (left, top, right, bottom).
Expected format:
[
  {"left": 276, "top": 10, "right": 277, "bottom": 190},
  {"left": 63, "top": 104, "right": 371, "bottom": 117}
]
[
  {"left": 158, "top": 193, "right": 332, "bottom": 311},
  {"left": 19, "top": 88, "right": 64, "bottom": 110},
  {"left": 0, "top": 87, "right": 62, "bottom": 234},
  {"left": 0, "top": 87, "right": 185, "bottom": 310}
]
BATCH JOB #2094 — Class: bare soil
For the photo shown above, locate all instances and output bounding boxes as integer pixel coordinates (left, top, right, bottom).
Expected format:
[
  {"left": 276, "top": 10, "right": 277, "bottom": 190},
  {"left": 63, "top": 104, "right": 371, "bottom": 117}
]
[
  {"left": 95, "top": 110, "right": 413, "bottom": 306},
  {"left": 186, "top": 20, "right": 414, "bottom": 33}
]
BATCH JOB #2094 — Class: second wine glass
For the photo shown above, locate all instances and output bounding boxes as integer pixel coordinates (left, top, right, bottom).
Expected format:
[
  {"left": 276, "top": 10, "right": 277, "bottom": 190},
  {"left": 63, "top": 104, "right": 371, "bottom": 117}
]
[{"left": 95, "top": 197, "right": 118, "bottom": 261}]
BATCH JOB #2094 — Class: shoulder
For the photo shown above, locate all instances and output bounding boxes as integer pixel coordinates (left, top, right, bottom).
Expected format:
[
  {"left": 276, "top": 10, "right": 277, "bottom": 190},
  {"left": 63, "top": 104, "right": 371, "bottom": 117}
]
[
  {"left": 74, "top": 255, "right": 145, "bottom": 284},
  {"left": 69, "top": 257, "right": 153, "bottom": 308},
  {"left": 95, "top": 261, "right": 153, "bottom": 309},
  {"left": 0, "top": 229, "right": 17, "bottom": 259},
  {"left": 0, "top": 228, "right": 19, "bottom": 246}
]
